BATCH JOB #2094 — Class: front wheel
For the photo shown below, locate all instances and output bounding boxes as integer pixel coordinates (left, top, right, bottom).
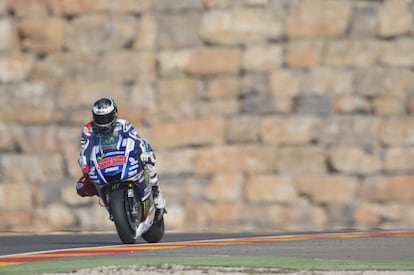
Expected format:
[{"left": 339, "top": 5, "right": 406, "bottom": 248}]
[{"left": 110, "top": 188, "right": 141, "bottom": 244}]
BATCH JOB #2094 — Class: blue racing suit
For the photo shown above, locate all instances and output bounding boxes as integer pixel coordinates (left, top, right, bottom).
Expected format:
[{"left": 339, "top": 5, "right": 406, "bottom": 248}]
[{"left": 76, "top": 118, "right": 156, "bottom": 197}]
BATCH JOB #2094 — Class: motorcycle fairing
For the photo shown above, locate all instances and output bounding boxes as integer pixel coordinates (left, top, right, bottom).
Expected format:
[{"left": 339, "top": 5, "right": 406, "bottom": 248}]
[{"left": 88, "top": 134, "right": 143, "bottom": 185}]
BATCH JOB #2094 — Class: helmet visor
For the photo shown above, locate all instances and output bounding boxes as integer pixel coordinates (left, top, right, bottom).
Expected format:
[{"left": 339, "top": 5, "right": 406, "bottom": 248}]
[{"left": 93, "top": 112, "right": 115, "bottom": 128}]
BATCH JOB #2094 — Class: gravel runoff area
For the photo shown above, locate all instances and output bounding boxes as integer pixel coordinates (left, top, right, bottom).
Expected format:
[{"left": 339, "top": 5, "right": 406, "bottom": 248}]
[{"left": 43, "top": 265, "right": 413, "bottom": 275}]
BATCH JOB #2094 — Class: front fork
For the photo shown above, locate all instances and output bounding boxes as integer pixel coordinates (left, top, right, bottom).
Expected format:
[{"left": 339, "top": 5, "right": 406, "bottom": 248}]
[
  {"left": 97, "top": 182, "right": 139, "bottom": 222},
  {"left": 99, "top": 172, "right": 156, "bottom": 222},
  {"left": 127, "top": 182, "right": 139, "bottom": 222}
]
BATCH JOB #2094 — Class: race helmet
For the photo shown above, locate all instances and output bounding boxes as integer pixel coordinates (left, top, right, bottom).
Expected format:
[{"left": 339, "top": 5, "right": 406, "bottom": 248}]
[{"left": 91, "top": 97, "right": 118, "bottom": 133}]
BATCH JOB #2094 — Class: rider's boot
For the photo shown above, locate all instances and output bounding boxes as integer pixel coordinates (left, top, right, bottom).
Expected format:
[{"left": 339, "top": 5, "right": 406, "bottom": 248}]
[
  {"left": 146, "top": 163, "right": 166, "bottom": 222},
  {"left": 145, "top": 163, "right": 166, "bottom": 209},
  {"left": 152, "top": 185, "right": 166, "bottom": 222},
  {"left": 152, "top": 185, "right": 166, "bottom": 210}
]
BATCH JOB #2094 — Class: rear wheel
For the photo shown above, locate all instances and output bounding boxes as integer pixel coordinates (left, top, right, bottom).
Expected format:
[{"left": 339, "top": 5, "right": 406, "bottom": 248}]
[
  {"left": 110, "top": 188, "right": 142, "bottom": 244},
  {"left": 142, "top": 211, "right": 165, "bottom": 243}
]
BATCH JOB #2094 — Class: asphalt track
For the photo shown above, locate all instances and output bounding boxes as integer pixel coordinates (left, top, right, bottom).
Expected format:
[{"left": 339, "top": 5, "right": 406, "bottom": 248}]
[
  {"left": 0, "top": 230, "right": 413, "bottom": 260},
  {"left": 0, "top": 230, "right": 413, "bottom": 272}
]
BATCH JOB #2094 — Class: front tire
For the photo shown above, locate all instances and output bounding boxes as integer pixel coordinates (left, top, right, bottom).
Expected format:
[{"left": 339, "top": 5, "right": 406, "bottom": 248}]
[{"left": 110, "top": 188, "right": 140, "bottom": 244}]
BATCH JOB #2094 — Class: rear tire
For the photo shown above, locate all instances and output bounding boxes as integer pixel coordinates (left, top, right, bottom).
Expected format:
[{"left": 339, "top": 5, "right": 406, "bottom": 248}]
[
  {"left": 110, "top": 188, "right": 139, "bottom": 244},
  {"left": 142, "top": 214, "right": 164, "bottom": 243}
]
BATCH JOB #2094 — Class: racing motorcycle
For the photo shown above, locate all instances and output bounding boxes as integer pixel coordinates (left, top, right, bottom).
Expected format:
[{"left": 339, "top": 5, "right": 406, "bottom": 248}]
[{"left": 87, "top": 132, "right": 165, "bottom": 244}]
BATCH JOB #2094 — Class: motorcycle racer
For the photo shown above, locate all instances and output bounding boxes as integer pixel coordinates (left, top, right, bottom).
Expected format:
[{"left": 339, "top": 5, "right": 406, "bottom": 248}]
[{"left": 75, "top": 97, "right": 166, "bottom": 211}]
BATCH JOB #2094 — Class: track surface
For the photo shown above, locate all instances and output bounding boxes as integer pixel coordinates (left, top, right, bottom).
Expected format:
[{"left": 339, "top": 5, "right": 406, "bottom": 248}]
[
  {"left": 0, "top": 232, "right": 259, "bottom": 256},
  {"left": 0, "top": 231, "right": 413, "bottom": 266}
]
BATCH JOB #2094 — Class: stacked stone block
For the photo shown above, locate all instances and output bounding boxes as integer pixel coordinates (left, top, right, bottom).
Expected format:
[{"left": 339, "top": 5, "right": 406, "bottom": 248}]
[{"left": 0, "top": 0, "right": 414, "bottom": 233}]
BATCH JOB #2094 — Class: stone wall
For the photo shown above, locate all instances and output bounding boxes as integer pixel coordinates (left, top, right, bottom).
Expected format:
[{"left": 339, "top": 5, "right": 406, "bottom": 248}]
[{"left": 1, "top": 0, "right": 414, "bottom": 233}]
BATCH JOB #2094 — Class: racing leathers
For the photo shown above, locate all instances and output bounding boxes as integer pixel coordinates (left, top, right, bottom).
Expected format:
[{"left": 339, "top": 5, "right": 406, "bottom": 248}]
[{"left": 75, "top": 119, "right": 166, "bottom": 210}]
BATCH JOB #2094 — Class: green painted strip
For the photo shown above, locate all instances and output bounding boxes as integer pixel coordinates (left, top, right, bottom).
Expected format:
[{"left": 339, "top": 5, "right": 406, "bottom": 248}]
[{"left": 1, "top": 255, "right": 413, "bottom": 274}]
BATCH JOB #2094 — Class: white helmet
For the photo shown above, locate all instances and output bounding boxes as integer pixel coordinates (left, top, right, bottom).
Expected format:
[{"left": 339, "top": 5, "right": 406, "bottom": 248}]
[{"left": 92, "top": 97, "right": 118, "bottom": 133}]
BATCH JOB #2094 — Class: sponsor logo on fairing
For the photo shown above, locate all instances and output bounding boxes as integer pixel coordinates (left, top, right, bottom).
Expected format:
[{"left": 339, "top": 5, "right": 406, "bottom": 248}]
[
  {"left": 98, "top": 156, "right": 126, "bottom": 170},
  {"left": 104, "top": 166, "right": 119, "bottom": 173}
]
